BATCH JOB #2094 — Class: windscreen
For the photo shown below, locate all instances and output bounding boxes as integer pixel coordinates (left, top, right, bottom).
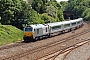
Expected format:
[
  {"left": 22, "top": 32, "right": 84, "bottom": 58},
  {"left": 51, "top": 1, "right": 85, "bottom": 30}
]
[{"left": 24, "top": 27, "right": 32, "bottom": 32}]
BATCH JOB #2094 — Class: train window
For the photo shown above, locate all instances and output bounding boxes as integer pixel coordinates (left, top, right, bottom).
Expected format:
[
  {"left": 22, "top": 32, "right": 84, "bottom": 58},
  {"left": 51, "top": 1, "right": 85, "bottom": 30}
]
[
  {"left": 52, "top": 27, "right": 55, "bottom": 29},
  {"left": 52, "top": 25, "right": 61, "bottom": 30},
  {"left": 64, "top": 24, "right": 70, "bottom": 28},
  {"left": 25, "top": 27, "right": 32, "bottom": 31},
  {"left": 72, "top": 22, "right": 76, "bottom": 26},
  {"left": 37, "top": 29, "right": 39, "bottom": 34},
  {"left": 77, "top": 21, "right": 80, "bottom": 24},
  {"left": 81, "top": 20, "right": 83, "bottom": 23}
]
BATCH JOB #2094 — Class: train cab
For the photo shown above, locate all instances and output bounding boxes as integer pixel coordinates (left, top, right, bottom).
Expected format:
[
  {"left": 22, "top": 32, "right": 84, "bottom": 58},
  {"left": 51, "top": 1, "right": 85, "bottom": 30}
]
[
  {"left": 23, "top": 24, "right": 49, "bottom": 42},
  {"left": 23, "top": 25, "right": 34, "bottom": 42},
  {"left": 24, "top": 26, "right": 33, "bottom": 37}
]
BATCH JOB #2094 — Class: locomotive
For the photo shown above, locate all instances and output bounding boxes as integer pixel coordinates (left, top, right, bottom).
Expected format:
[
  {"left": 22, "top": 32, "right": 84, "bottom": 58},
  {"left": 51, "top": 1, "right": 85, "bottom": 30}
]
[{"left": 23, "top": 18, "right": 83, "bottom": 42}]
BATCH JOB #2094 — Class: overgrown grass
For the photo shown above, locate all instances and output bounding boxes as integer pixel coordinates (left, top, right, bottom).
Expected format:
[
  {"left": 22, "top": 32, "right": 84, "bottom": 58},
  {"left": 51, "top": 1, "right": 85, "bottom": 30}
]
[{"left": 0, "top": 25, "right": 23, "bottom": 46}]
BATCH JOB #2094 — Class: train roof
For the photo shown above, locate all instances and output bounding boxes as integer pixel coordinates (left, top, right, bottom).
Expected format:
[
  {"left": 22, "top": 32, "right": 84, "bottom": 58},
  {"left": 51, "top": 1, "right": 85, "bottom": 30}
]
[
  {"left": 48, "top": 22, "right": 63, "bottom": 27},
  {"left": 25, "top": 18, "right": 83, "bottom": 29},
  {"left": 26, "top": 24, "right": 48, "bottom": 29},
  {"left": 47, "top": 18, "right": 83, "bottom": 27},
  {"left": 62, "top": 20, "right": 71, "bottom": 24},
  {"left": 69, "top": 20, "right": 78, "bottom": 23},
  {"left": 63, "top": 18, "right": 83, "bottom": 24}
]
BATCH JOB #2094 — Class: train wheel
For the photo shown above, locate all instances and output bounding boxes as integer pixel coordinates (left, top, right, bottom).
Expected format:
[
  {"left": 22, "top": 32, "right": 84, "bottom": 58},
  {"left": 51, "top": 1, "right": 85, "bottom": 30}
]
[{"left": 48, "top": 34, "right": 51, "bottom": 38}]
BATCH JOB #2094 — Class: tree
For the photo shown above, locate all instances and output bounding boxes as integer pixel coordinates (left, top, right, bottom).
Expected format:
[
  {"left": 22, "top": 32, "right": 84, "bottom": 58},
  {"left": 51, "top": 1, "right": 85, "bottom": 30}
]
[
  {"left": 41, "top": 13, "right": 55, "bottom": 23},
  {"left": 82, "top": 8, "right": 90, "bottom": 20},
  {"left": 0, "top": 0, "right": 14, "bottom": 24},
  {"left": 0, "top": 0, "right": 64, "bottom": 30},
  {"left": 0, "top": 0, "right": 22, "bottom": 24},
  {"left": 50, "top": 0, "right": 57, "bottom": 2},
  {"left": 29, "top": 9, "right": 44, "bottom": 24},
  {"left": 0, "top": 0, "right": 31, "bottom": 29},
  {"left": 46, "top": 6, "right": 57, "bottom": 18},
  {"left": 32, "top": 0, "right": 47, "bottom": 14},
  {"left": 61, "top": 0, "right": 90, "bottom": 20},
  {"left": 60, "top": 1, "right": 69, "bottom": 11},
  {"left": 57, "top": 9, "right": 64, "bottom": 21}
]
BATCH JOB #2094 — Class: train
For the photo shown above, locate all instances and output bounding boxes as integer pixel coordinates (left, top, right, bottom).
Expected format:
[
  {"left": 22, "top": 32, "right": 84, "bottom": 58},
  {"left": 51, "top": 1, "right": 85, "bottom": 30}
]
[{"left": 23, "top": 18, "right": 83, "bottom": 42}]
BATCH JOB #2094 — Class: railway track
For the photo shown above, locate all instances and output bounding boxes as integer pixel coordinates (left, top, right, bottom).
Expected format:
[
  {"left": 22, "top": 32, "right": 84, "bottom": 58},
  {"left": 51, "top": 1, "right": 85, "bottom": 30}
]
[
  {"left": 44, "top": 38, "right": 90, "bottom": 60},
  {"left": 2, "top": 25, "right": 90, "bottom": 60},
  {"left": 87, "top": 57, "right": 90, "bottom": 60},
  {"left": 0, "top": 41, "right": 26, "bottom": 50}
]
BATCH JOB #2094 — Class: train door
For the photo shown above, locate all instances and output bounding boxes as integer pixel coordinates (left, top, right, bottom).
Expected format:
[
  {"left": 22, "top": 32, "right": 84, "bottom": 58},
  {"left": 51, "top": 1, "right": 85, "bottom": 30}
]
[{"left": 34, "top": 29, "right": 37, "bottom": 37}]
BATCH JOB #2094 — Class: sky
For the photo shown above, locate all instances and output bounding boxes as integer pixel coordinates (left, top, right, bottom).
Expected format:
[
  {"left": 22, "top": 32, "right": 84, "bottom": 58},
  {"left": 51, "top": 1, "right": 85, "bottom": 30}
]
[{"left": 56, "top": 0, "right": 68, "bottom": 2}]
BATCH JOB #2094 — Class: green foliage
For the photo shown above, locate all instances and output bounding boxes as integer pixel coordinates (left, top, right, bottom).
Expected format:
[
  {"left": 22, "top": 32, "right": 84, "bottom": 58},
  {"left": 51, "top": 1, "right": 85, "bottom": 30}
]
[
  {"left": 0, "top": 0, "right": 64, "bottom": 30},
  {"left": 61, "top": 0, "right": 90, "bottom": 20},
  {"left": 46, "top": 6, "right": 57, "bottom": 18},
  {"left": 82, "top": 8, "right": 90, "bottom": 20},
  {"left": 41, "top": 13, "right": 56, "bottom": 23},
  {"left": 60, "top": 1, "right": 68, "bottom": 11},
  {"left": 0, "top": 0, "right": 23, "bottom": 29},
  {"left": 57, "top": 9, "right": 64, "bottom": 21},
  {"left": 0, "top": 25, "right": 23, "bottom": 45},
  {"left": 32, "top": 0, "right": 64, "bottom": 22},
  {"left": 50, "top": 0, "right": 57, "bottom": 2},
  {"left": 28, "top": 9, "right": 44, "bottom": 24},
  {"left": 48, "top": 16, "right": 56, "bottom": 22},
  {"left": 41, "top": 13, "right": 49, "bottom": 23},
  {"left": 32, "top": 0, "right": 47, "bottom": 13}
]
